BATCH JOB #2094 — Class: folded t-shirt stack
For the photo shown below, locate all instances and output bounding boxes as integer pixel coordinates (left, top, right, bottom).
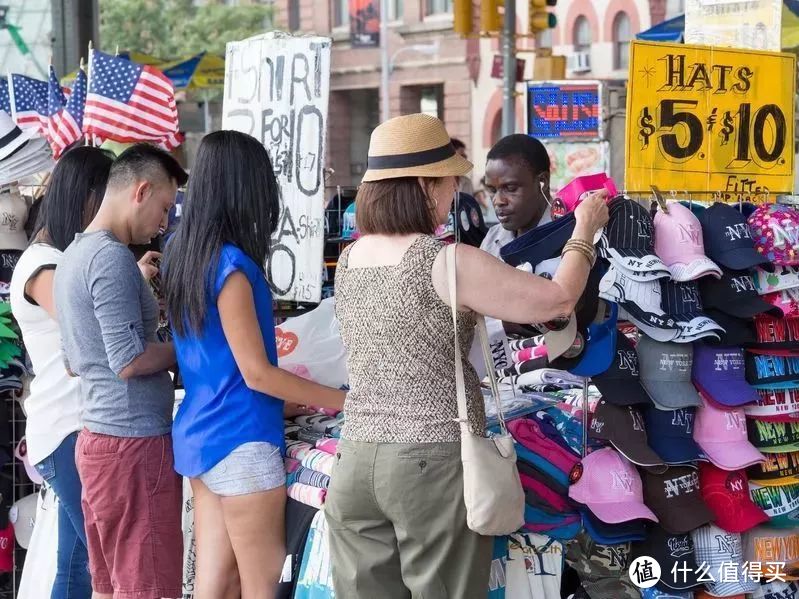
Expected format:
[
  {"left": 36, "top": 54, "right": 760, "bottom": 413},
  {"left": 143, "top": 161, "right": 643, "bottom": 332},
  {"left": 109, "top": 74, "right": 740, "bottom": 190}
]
[{"left": 284, "top": 412, "right": 343, "bottom": 509}]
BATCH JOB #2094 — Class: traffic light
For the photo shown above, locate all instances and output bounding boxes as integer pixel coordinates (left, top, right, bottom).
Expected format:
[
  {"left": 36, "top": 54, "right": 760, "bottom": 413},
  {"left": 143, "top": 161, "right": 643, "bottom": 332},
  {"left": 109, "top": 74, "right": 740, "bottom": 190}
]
[
  {"left": 530, "top": 0, "right": 557, "bottom": 33},
  {"left": 454, "top": 0, "right": 472, "bottom": 35},
  {"left": 481, "top": 0, "right": 503, "bottom": 34}
]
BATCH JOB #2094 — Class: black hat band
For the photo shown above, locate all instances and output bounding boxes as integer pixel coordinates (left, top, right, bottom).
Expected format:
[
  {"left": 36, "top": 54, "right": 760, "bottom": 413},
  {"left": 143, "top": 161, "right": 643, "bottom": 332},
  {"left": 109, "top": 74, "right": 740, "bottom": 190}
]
[{"left": 367, "top": 142, "right": 455, "bottom": 170}]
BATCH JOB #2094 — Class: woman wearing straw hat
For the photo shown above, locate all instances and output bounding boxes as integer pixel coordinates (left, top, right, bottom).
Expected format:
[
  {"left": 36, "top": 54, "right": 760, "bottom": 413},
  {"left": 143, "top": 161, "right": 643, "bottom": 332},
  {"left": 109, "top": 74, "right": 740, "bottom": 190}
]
[{"left": 326, "top": 113, "right": 608, "bottom": 597}]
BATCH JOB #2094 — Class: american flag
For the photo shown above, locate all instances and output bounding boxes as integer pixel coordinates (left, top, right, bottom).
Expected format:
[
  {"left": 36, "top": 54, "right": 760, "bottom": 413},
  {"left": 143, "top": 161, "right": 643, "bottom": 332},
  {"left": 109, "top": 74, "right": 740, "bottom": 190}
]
[
  {"left": 9, "top": 74, "right": 48, "bottom": 133},
  {"left": 0, "top": 78, "right": 10, "bottom": 114},
  {"left": 46, "top": 65, "right": 85, "bottom": 158},
  {"left": 84, "top": 50, "right": 180, "bottom": 149}
]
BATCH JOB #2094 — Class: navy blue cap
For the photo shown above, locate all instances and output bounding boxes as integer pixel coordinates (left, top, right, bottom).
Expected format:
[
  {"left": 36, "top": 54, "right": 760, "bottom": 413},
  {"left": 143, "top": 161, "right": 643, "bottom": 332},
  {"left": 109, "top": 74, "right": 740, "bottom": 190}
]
[
  {"left": 581, "top": 509, "right": 647, "bottom": 544},
  {"left": 697, "top": 202, "right": 770, "bottom": 270},
  {"left": 643, "top": 407, "right": 707, "bottom": 464},
  {"left": 500, "top": 211, "right": 576, "bottom": 268}
]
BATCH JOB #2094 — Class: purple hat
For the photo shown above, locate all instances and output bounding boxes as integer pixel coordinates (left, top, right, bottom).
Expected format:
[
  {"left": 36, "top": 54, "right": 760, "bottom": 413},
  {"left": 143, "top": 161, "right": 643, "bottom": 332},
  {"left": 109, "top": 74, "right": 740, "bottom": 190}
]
[
  {"left": 568, "top": 447, "right": 658, "bottom": 524},
  {"left": 692, "top": 345, "right": 760, "bottom": 407}
]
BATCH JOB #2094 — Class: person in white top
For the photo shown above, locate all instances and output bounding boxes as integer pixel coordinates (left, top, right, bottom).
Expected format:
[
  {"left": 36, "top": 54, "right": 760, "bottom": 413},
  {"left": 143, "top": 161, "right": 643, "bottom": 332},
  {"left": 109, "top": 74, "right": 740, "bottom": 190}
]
[{"left": 10, "top": 146, "right": 166, "bottom": 599}]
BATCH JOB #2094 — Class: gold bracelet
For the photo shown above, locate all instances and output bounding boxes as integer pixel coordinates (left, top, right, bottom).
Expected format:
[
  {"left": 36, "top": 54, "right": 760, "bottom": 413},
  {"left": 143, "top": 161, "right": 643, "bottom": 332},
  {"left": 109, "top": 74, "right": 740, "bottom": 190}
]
[
  {"left": 561, "top": 244, "right": 596, "bottom": 267},
  {"left": 564, "top": 239, "right": 596, "bottom": 253},
  {"left": 562, "top": 240, "right": 597, "bottom": 261}
]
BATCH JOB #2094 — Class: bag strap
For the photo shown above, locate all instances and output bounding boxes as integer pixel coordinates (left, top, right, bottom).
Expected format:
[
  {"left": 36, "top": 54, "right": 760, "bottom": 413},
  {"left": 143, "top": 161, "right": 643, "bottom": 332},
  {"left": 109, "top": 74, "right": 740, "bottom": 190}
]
[{"left": 445, "top": 244, "right": 508, "bottom": 436}]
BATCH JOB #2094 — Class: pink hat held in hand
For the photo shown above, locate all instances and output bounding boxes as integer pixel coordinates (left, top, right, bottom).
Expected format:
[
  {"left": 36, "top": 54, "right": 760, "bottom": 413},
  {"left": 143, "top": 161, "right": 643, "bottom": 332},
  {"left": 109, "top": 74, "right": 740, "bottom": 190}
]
[
  {"left": 654, "top": 203, "right": 722, "bottom": 282},
  {"left": 694, "top": 394, "right": 765, "bottom": 471},
  {"left": 568, "top": 447, "right": 658, "bottom": 524}
]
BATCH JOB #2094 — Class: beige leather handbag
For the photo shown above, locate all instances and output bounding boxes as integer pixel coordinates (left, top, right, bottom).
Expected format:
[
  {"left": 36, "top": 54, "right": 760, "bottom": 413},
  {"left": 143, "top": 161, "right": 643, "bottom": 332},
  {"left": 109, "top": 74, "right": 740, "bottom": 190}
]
[{"left": 446, "top": 244, "right": 525, "bottom": 536}]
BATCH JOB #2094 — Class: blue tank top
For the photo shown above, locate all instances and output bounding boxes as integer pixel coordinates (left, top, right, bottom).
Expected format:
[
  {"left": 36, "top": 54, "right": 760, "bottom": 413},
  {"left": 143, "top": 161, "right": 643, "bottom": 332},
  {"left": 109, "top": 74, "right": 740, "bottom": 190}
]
[{"left": 172, "top": 244, "right": 284, "bottom": 477}]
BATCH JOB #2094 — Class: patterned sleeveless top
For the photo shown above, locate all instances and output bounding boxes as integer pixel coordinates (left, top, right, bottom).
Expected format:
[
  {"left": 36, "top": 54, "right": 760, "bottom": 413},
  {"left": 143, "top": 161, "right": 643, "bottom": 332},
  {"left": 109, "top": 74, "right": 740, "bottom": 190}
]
[{"left": 335, "top": 235, "right": 486, "bottom": 443}]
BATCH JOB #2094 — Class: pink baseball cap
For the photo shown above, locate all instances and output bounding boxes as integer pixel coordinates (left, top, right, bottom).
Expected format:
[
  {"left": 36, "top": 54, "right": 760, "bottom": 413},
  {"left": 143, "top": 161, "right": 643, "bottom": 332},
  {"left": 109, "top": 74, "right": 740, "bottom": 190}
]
[
  {"left": 654, "top": 203, "right": 722, "bottom": 282},
  {"left": 568, "top": 447, "right": 658, "bottom": 524},
  {"left": 749, "top": 204, "right": 799, "bottom": 266},
  {"left": 694, "top": 394, "right": 765, "bottom": 471}
]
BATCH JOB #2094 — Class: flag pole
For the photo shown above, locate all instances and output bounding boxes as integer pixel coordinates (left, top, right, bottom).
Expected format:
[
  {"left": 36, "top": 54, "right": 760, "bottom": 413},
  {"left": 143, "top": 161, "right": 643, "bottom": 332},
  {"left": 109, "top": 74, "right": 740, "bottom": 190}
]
[
  {"left": 6, "top": 71, "right": 15, "bottom": 124},
  {"left": 85, "top": 41, "right": 93, "bottom": 147}
]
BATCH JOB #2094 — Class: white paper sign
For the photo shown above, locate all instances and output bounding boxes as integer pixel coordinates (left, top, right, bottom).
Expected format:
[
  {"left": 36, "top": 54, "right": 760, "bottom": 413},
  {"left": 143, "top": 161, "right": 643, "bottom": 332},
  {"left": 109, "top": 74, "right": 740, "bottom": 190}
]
[{"left": 223, "top": 33, "right": 331, "bottom": 303}]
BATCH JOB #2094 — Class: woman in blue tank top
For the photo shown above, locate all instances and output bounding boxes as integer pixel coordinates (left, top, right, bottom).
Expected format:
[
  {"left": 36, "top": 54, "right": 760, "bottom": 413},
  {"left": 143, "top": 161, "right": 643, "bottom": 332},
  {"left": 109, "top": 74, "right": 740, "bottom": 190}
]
[{"left": 163, "top": 130, "right": 344, "bottom": 599}]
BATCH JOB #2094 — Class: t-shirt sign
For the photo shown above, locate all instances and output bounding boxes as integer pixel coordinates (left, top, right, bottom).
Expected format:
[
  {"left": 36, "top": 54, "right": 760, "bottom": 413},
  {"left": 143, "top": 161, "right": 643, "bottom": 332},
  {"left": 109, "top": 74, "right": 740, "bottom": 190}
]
[
  {"left": 222, "top": 33, "right": 331, "bottom": 303},
  {"left": 625, "top": 40, "right": 796, "bottom": 197}
]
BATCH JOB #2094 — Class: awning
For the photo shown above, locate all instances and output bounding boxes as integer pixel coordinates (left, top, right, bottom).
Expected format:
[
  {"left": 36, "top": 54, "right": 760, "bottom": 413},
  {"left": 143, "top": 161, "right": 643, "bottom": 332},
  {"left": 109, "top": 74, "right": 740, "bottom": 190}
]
[{"left": 636, "top": 14, "right": 685, "bottom": 43}]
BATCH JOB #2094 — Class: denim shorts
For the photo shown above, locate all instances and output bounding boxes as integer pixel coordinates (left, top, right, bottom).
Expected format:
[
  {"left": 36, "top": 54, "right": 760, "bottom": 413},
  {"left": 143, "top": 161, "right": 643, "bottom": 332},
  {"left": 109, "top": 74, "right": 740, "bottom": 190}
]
[{"left": 199, "top": 442, "right": 284, "bottom": 496}]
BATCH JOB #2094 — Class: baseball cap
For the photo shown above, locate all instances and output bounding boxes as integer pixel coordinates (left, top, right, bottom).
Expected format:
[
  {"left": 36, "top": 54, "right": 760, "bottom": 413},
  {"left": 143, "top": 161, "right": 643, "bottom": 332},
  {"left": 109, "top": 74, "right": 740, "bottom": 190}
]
[
  {"left": 637, "top": 336, "right": 702, "bottom": 410},
  {"left": 599, "top": 197, "right": 671, "bottom": 280},
  {"left": 644, "top": 407, "right": 706, "bottom": 464},
  {"left": 567, "top": 532, "right": 640, "bottom": 599},
  {"left": 691, "top": 523, "right": 760, "bottom": 596},
  {"left": 654, "top": 203, "right": 723, "bottom": 282},
  {"left": 589, "top": 400, "right": 666, "bottom": 468},
  {"left": 748, "top": 316, "right": 799, "bottom": 357},
  {"left": 699, "top": 463, "right": 768, "bottom": 533},
  {"left": 640, "top": 589, "right": 693, "bottom": 599},
  {"left": 693, "top": 397, "right": 765, "bottom": 471},
  {"left": 500, "top": 210, "right": 577, "bottom": 268},
  {"left": 642, "top": 466, "right": 714, "bottom": 534},
  {"left": 568, "top": 447, "right": 658, "bottom": 524},
  {"left": 591, "top": 332, "right": 653, "bottom": 406},
  {"left": 748, "top": 204, "right": 799, "bottom": 266},
  {"left": 454, "top": 192, "right": 488, "bottom": 248},
  {"left": 703, "top": 309, "right": 755, "bottom": 347},
  {"left": 746, "top": 354, "right": 799, "bottom": 390},
  {"left": 660, "top": 279, "right": 723, "bottom": 343},
  {"left": 753, "top": 265, "right": 799, "bottom": 296},
  {"left": 743, "top": 526, "right": 799, "bottom": 580},
  {"left": 746, "top": 389, "right": 799, "bottom": 420},
  {"left": 569, "top": 301, "right": 618, "bottom": 377},
  {"left": 341, "top": 202, "right": 359, "bottom": 240},
  {"left": 764, "top": 289, "right": 799, "bottom": 319},
  {"left": 0, "top": 522, "right": 11, "bottom": 573},
  {"left": 9, "top": 492, "right": 36, "bottom": 549},
  {"left": 630, "top": 525, "right": 701, "bottom": 591},
  {"left": 748, "top": 451, "right": 799, "bottom": 487},
  {"left": 698, "top": 202, "right": 771, "bottom": 270},
  {"left": 749, "top": 480, "right": 799, "bottom": 528},
  {"left": 692, "top": 345, "right": 760, "bottom": 408},
  {"left": 599, "top": 266, "right": 680, "bottom": 341},
  {"left": 749, "top": 420, "right": 799, "bottom": 453},
  {"left": 700, "top": 268, "right": 779, "bottom": 319},
  {"left": 581, "top": 508, "right": 648, "bottom": 544},
  {"left": 751, "top": 581, "right": 799, "bottom": 599},
  {"left": 13, "top": 437, "right": 42, "bottom": 485}
]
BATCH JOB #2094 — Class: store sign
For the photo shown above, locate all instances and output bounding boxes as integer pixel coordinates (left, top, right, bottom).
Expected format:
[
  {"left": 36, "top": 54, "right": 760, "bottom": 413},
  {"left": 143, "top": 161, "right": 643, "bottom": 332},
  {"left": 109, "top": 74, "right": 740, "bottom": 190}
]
[
  {"left": 223, "top": 34, "right": 331, "bottom": 303},
  {"left": 350, "top": 0, "right": 379, "bottom": 48},
  {"left": 625, "top": 41, "right": 795, "bottom": 197},
  {"left": 685, "top": 0, "right": 782, "bottom": 51},
  {"left": 527, "top": 82, "right": 601, "bottom": 139}
]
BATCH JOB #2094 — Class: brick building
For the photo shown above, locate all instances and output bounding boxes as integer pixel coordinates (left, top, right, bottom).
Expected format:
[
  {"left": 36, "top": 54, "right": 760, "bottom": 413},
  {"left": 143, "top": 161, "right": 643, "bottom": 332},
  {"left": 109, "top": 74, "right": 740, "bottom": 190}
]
[{"left": 273, "top": 0, "right": 677, "bottom": 189}]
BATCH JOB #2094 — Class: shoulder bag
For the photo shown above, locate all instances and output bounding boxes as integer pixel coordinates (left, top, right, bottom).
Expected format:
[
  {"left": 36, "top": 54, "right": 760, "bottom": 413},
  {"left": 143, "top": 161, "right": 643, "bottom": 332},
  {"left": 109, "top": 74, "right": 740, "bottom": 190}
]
[{"left": 446, "top": 243, "right": 526, "bottom": 536}]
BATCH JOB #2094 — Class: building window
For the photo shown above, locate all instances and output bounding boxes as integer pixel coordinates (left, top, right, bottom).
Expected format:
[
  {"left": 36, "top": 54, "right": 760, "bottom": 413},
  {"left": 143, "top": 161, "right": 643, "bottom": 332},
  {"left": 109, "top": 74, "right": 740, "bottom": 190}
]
[
  {"left": 573, "top": 15, "right": 591, "bottom": 52},
  {"left": 387, "top": 0, "right": 404, "bottom": 21},
  {"left": 288, "top": 0, "right": 300, "bottom": 31},
  {"left": 613, "top": 12, "right": 631, "bottom": 70},
  {"left": 332, "top": 0, "right": 349, "bottom": 27},
  {"left": 420, "top": 85, "right": 444, "bottom": 120},
  {"left": 425, "top": 0, "right": 452, "bottom": 16}
]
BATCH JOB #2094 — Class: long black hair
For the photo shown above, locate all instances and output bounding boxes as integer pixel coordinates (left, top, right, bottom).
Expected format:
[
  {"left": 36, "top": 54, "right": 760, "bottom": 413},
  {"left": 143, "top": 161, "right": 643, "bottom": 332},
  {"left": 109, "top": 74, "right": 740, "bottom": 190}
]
[
  {"left": 163, "top": 130, "right": 281, "bottom": 337},
  {"left": 32, "top": 146, "right": 114, "bottom": 251}
]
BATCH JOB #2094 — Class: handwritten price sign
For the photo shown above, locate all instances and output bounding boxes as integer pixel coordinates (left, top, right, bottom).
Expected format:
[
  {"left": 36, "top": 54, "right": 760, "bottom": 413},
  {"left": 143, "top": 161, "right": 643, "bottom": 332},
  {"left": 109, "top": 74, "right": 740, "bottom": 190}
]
[{"left": 625, "top": 41, "right": 796, "bottom": 198}]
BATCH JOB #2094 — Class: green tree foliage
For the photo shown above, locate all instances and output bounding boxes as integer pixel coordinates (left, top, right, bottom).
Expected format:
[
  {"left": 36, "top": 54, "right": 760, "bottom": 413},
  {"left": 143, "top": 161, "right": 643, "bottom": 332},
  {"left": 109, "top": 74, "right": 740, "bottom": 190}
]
[{"left": 99, "top": 0, "right": 272, "bottom": 59}]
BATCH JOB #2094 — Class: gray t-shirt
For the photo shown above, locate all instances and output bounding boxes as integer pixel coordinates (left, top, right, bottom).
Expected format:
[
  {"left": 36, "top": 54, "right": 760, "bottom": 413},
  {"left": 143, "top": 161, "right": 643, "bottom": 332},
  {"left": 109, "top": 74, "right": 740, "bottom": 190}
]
[{"left": 54, "top": 230, "right": 173, "bottom": 437}]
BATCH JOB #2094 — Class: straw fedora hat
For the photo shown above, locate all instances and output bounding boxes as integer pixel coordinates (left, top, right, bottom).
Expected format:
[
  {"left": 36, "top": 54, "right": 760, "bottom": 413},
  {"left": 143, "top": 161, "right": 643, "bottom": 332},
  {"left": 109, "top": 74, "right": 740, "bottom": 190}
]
[{"left": 362, "top": 113, "right": 473, "bottom": 182}]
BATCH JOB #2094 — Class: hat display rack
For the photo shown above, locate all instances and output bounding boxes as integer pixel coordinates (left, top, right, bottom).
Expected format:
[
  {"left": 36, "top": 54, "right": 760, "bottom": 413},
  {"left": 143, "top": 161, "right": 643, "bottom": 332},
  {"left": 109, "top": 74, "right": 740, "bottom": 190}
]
[{"left": 485, "top": 175, "right": 799, "bottom": 597}]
